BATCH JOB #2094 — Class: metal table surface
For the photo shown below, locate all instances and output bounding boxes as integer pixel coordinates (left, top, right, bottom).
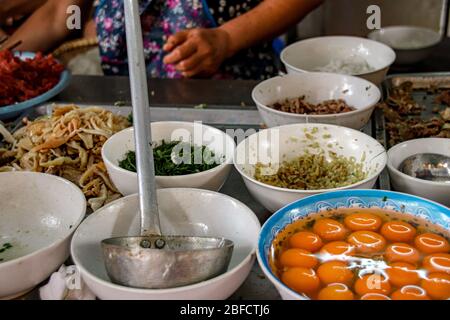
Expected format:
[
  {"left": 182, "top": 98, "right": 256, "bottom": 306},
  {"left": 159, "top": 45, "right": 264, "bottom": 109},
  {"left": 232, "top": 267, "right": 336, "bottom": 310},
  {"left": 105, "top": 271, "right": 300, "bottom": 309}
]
[{"left": 18, "top": 38, "right": 450, "bottom": 299}]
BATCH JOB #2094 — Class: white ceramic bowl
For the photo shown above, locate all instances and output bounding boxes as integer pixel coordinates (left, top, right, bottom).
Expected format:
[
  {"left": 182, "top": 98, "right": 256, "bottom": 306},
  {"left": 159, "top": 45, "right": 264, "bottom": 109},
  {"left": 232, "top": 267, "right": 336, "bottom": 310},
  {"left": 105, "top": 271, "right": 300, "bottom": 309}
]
[
  {"left": 368, "top": 26, "right": 442, "bottom": 65},
  {"left": 281, "top": 36, "right": 396, "bottom": 86},
  {"left": 0, "top": 172, "right": 86, "bottom": 299},
  {"left": 71, "top": 188, "right": 261, "bottom": 300},
  {"left": 387, "top": 138, "right": 450, "bottom": 207},
  {"left": 252, "top": 72, "right": 381, "bottom": 129},
  {"left": 234, "top": 123, "right": 387, "bottom": 212},
  {"left": 102, "top": 121, "right": 235, "bottom": 195}
]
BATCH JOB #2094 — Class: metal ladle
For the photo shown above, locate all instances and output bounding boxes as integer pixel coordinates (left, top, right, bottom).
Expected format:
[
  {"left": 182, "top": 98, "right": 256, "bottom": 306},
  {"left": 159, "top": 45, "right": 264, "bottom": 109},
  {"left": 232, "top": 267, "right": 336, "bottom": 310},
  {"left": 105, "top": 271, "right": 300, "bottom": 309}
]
[
  {"left": 100, "top": 0, "right": 234, "bottom": 289},
  {"left": 399, "top": 153, "right": 450, "bottom": 184}
]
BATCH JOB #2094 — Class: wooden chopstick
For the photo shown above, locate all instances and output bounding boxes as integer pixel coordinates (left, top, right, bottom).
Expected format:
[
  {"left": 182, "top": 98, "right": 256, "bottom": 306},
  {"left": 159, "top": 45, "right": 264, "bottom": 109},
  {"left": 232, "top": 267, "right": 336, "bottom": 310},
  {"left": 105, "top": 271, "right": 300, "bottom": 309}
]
[
  {"left": 1, "top": 40, "right": 22, "bottom": 52},
  {"left": 0, "top": 35, "right": 8, "bottom": 46}
]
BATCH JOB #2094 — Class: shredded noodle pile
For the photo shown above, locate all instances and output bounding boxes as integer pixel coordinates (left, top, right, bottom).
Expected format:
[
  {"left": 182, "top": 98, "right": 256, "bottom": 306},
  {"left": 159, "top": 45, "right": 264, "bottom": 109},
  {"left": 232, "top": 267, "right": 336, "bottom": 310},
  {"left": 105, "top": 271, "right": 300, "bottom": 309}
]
[{"left": 0, "top": 105, "right": 130, "bottom": 210}]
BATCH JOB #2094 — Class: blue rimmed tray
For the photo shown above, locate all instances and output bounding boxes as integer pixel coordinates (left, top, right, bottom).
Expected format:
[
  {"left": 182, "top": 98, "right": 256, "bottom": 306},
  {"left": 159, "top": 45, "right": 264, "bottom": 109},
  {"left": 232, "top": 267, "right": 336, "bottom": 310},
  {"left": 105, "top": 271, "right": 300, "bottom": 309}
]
[{"left": 0, "top": 52, "right": 71, "bottom": 120}]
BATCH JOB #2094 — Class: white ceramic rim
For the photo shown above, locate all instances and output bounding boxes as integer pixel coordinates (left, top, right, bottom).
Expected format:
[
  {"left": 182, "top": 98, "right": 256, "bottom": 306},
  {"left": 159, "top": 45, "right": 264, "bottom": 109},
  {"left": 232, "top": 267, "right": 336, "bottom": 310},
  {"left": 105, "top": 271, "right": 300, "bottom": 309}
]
[
  {"left": 233, "top": 123, "right": 387, "bottom": 194},
  {"left": 252, "top": 73, "right": 381, "bottom": 119},
  {"left": 368, "top": 25, "right": 442, "bottom": 50},
  {"left": 0, "top": 172, "right": 86, "bottom": 267},
  {"left": 101, "top": 121, "right": 236, "bottom": 180},
  {"left": 387, "top": 138, "right": 450, "bottom": 187},
  {"left": 280, "top": 36, "right": 396, "bottom": 76},
  {"left": 70, "top": 189, "right": 261, "bottom": 294}
]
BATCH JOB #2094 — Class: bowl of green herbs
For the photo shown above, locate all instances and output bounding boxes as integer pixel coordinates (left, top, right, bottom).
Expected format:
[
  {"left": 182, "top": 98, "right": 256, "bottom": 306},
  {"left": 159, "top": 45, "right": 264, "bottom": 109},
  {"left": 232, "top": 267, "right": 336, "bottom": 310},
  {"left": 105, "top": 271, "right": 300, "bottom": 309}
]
[{"left": 102, "top": 121, "right": 235, "bottom": 195}]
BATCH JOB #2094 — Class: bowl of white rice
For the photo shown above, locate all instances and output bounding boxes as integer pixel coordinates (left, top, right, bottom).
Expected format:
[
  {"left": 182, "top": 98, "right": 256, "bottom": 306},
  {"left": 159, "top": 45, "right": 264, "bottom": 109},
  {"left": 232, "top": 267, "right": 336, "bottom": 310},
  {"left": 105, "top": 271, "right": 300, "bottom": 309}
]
[
  {"left": 368, "top": 26, "right": 442, "bottom": 65},
  {"left": 281, "top": 36, "right": 396, "bottom": 86}
]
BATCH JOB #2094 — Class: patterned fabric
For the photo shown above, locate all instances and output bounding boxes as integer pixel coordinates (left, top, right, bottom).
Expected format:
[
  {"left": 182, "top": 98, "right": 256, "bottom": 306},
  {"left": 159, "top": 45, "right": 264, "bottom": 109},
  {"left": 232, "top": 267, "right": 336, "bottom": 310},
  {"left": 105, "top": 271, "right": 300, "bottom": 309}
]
[{"left": 95, "top": 0, "right": 278, "bottom": 79}]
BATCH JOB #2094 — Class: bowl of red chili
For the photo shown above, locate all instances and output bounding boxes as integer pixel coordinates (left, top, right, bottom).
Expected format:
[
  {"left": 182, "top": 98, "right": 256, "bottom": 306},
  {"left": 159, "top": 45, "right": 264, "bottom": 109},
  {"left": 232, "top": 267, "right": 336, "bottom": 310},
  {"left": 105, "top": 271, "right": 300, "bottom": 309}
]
[{"left": 0, "top": 51, "right": 70, "bottom": 120}]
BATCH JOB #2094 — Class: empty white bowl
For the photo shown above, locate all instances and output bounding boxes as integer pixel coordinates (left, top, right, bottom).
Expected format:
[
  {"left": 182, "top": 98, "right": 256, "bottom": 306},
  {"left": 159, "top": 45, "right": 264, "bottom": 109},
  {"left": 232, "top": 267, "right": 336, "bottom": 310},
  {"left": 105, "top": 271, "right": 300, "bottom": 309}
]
[
  {"left": 71, "top": 188, "right": 261, "bottom": 300},
  {"left": 368, "top": 26, "right": 442, "bottom": 65},
  {"left": 252, "top": 72, "right": 381, "bottom": 129},
  {"left": 102, "top": 121, "right": 235, "bottom": 195},
  {"left": 0, "top": 172, "right": 86, "bottom": 299},
  {"left": 387, "top": 138, "right": 450, "bottom": 207},
  {"left": 234, "top": 123, "right": 387, "bottom": 212},
  {"left": 281, "top": 36, "right": 396, "bottom": 86}
]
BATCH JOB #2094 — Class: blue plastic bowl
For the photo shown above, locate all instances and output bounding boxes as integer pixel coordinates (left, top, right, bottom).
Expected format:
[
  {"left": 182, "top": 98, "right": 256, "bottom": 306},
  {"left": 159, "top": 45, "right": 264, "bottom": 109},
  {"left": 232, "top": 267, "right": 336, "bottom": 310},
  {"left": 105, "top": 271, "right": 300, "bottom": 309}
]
[
  {"left": 0, "top": 52, "right": 71, "bottom": 120},
  {"left": 257, "top": 189, "right": 450, "bottom": 300}
]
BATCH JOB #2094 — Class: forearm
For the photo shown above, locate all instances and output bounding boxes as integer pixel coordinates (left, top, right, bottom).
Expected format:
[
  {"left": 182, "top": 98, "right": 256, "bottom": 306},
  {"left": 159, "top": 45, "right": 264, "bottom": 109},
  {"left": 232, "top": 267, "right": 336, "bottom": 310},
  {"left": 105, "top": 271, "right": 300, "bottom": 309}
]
[
  {"left": 2, "top": 0, "right": 90, "bottom": 52},
  {"left": 0, "top": 0, "right": 47, "bottom": 22},
  {"left": 219, "top": 0, "right": 323, "bottom": 57}
]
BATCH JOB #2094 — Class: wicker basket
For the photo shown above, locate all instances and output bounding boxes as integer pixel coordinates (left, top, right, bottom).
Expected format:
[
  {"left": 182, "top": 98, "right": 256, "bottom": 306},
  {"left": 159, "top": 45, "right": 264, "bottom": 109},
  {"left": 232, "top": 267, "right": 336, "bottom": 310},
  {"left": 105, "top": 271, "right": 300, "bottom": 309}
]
[{"left": 52, "top": 38, "right": 99, "bottom": 66}]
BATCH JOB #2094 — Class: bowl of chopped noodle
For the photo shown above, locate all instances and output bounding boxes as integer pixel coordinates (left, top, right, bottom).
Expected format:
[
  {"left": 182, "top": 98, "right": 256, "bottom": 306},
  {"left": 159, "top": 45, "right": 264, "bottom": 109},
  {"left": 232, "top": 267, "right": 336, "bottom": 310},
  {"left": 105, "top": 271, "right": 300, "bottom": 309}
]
[
  {"left": 233, "top": 123, "right": 387, "bottom": 212},
  {"left": 0, "top": 104, "right": 131, "bottom": 211}
]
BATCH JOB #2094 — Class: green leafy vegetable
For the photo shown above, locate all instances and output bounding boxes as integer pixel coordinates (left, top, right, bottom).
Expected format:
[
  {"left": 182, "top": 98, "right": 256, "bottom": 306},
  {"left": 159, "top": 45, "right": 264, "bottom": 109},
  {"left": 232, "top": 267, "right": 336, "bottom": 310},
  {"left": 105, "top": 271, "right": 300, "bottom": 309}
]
[
  {"left": 119, "top": 140, "right": 222, "bottom": 176},
  {"left": 0, "top": 242, "right": 13, "bottom": 254}
]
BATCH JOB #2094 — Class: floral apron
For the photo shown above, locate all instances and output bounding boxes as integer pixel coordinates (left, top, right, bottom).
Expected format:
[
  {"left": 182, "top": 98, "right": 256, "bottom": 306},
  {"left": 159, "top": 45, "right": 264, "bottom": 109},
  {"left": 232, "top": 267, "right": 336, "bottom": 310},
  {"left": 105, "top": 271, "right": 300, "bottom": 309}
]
[{"left": 95, "top": 0, "right": 277, "bottom": 79}]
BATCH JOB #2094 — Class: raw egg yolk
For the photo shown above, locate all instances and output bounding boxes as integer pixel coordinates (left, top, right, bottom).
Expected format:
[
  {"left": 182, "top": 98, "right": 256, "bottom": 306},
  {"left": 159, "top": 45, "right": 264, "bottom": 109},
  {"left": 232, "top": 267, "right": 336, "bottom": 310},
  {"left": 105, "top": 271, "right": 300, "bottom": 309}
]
[
  {"left": 317, "top": 261, "right": 354, "bottom": 286},
  {"left": 420, "top": 273, "right": 450, "bottom": 300},
  {"left": 386, "top": 262, "right": 420, "bottom": 287},
  {"left": 318, "top": 283, "right": 354, "bottom": 300},
  {"left": 313, "top": 219, "right": 347, "bottom": 241},
  {"left": 289, "top": 231, "right": 323, "bottom": 252},
  {"left": 354, "top": 274, "right": 391, "bottom": 296},
  {"left": 380, "top": 221, "right": 416, "bottom": 243},
  {"left": 347, "top": 231, "right": 386, "bottom": 254},
  {"left": 414, "top": 233, "right": 450, "bottom": 254},
  {"left": 279, "top": 248, "right": 318, "bottom": 269},
  {"left": 385, "top": 243, "right": 421, "bottom": 264},
  {"left": 281, "top": 267, "right": 321, "bottom": 296},
  {"left": 391, "top": 286, "right": 430, "bottom": 300},
  {"left": 344, "top": 213, "right": 382, "bottom": 231},
  {"left": 422, "top": 253, "right": 450, "bottom": 274},
  {"left": 320, "top": 241, "right": 356, "bottom": 258},
  {"left": 360, "top": 293, "right": 391, "bottom": 300}
]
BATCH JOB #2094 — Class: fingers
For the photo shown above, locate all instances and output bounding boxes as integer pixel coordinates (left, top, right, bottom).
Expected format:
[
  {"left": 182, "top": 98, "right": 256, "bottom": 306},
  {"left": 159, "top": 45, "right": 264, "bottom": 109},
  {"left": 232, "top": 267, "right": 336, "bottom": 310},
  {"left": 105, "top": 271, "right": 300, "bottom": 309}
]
[
  {"left": 181, "top": 68, "right": 203, "bottom": 78},
  {"left": 163, "top": 40, "right": 197, "bottom": 65},
  {"left": 163, "top": 30, "right": 188, "bottom": 52},
  {"left": 163, "top": 28, "right": 224, "bottom": 78},
  {"left": 175, "top": 54, "right": 203, "bottom": 72}
]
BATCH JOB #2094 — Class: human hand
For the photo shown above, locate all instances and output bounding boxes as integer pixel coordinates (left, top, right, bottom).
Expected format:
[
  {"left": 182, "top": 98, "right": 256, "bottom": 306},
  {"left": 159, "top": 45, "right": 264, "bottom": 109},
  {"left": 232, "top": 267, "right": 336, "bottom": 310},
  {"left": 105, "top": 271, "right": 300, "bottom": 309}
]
[
  {"left": 0, "top": 0, "right": 45, "bottom": 25},
  {"left": 163, "top": 28, "right": 232, "bottom": 78}
]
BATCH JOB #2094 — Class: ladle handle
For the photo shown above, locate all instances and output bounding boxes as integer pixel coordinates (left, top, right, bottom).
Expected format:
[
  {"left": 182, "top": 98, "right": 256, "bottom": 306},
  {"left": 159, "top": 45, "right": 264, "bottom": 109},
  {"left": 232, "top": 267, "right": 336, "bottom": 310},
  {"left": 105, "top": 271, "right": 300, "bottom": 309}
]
[{"left": 124, "top": 0, "right": 161, "bottom": 236}]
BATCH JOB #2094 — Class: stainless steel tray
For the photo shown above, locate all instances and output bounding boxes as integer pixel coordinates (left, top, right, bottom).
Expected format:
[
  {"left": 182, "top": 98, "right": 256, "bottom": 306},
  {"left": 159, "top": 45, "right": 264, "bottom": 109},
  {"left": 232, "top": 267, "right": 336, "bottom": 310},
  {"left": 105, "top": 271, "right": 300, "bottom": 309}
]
[
  {"left": 375, "top": 72, "right": 450, "bottom": 144},
  {"left": 373, "top": 72, "right": 450, "bottom": 190}
]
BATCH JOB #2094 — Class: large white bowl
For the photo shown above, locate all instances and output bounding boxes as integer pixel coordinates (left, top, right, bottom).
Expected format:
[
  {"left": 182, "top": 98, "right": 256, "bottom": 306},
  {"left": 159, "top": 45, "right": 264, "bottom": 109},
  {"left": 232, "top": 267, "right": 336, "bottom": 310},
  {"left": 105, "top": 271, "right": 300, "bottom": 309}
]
[
  {"left": 102, "top": 121, "right": 235, "bottom": 195},
  {"left": 71, "top": 189, "right": 261, "bottom": 300},
  {"left": 368, "top": 26, "right": 442, "bottom": 65},
  {"left": 0, "top": 172, "right": 86, "bottom": 299},
  {"left": 252, "top": 72, "right": 381, "bottom": 129},
  {"left": 234, "top": 123, "right": 387, "bottom": 212},
  {"left": 387, "top": 138, "right": 450, "bottom": 207},
  {"left": 281, "top": 36, "right": 396, "bottom": 86}
]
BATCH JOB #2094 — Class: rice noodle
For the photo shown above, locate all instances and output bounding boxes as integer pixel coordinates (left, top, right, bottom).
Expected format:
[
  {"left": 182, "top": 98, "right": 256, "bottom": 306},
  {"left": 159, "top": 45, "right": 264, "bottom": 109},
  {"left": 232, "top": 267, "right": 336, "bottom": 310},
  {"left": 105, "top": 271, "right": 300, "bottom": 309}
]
[{"left": 0, "top": 104, "right": 130, "bottom": 210}]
